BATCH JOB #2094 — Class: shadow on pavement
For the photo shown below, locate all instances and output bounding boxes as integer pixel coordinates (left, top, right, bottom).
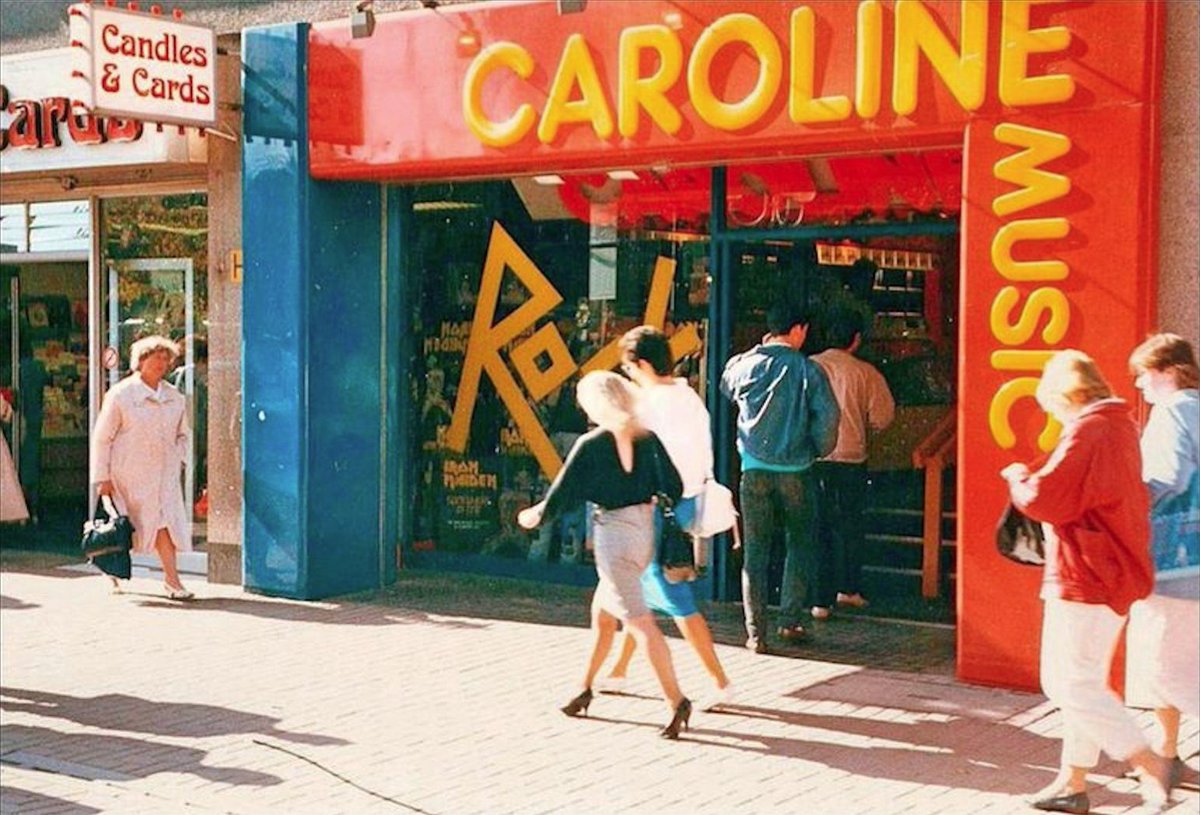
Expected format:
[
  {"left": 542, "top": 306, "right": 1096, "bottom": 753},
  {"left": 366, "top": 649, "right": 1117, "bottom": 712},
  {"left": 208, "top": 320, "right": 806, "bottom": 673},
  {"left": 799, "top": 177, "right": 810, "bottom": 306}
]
[
  {"left": 789, "top": 670, "right": 1042, "bottom": 720},
  {"left": 0, "top": 723, "right": 281, "bottom": 787},
  {"left": 2, "top": 561, "right": 955, "bottom": 675},
  {"left": 0, "top": 594, "right": 38, "bottom": 610},
  {"left": 127, "top": 594, "right": 492, "bottom": 630},
  {"left": 0, "top": 786, "right": 102, "bottom": 814},
  {"left": 1, "top": 687, "right": 346, "bottom": 746},
  {"left": 683, "top": 704, "right": 1142, "bottom": 803}
]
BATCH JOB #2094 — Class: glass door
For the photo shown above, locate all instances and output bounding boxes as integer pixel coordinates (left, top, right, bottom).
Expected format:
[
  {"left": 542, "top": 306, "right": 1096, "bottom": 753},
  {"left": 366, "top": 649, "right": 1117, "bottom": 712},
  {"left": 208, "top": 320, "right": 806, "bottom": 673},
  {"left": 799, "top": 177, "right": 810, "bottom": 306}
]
[
  {"left": 104, "top": 256, "right": 203, "bottom": 549},
  {"left": 99, "top": 192, "right": 209, "bottom": 556}
]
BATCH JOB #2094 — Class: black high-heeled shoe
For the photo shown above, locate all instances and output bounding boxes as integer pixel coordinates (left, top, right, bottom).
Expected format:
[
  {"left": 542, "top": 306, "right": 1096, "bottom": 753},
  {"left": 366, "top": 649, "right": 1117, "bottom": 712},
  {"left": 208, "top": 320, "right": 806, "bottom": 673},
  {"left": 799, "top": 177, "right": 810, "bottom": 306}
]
[
  {"left": 660, "top": 697, "right": 692, "bottom": 740},
  {"left": 560, "top": 688, "right": 593, "bottom": 718}
]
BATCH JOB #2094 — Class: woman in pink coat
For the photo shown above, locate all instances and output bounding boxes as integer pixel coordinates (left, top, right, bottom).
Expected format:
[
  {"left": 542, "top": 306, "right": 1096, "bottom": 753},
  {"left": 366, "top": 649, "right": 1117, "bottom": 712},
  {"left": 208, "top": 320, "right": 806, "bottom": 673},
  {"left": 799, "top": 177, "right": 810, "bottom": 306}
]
[{"left": 91, "top": 336, "right": 193, "bottom": 599}]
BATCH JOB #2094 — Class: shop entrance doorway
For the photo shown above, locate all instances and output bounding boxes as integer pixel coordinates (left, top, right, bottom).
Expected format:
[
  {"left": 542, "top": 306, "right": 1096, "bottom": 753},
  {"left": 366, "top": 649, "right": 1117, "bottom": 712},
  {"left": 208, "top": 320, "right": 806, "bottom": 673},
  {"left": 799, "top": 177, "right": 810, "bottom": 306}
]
[
  {"left": 100, "top": 257, "right": 207, "bottom": 578},
  {"left": 97, "top": 193, "right": 210, "bottom": 572},
  {"left": 0, "top": 257, "right": 90, "bottom": 546},
  {"left": 709, "top": 151, "right": 961, "bottom": 625}
]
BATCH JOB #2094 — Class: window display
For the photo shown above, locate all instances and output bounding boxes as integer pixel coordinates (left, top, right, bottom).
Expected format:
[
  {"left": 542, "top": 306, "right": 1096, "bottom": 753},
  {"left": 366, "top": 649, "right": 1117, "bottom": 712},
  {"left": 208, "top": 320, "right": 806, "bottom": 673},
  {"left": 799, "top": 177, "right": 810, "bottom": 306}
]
[
  {"left": 406, "top": 173, "right": 710, "bottom": 564},
  {"left": 403, "top": 154, "right": 963, "bottom": 568}
]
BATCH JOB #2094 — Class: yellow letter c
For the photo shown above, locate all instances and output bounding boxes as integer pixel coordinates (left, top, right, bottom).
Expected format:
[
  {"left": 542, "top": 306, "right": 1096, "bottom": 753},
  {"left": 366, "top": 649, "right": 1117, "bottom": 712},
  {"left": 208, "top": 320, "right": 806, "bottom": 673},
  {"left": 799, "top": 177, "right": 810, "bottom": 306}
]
[{"left": 463, "top": 42, "right": 537, "bottom": 148}]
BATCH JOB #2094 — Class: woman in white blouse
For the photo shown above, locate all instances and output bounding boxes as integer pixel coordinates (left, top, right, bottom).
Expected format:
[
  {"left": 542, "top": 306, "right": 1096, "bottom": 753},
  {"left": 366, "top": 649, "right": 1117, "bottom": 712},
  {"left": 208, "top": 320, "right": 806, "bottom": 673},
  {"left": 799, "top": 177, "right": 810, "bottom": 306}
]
[
  {"left": 91, "top": 336, "right": 193, "bottom": 599},
  {"left": 1129, "top": 333, "right": 1200, "bottom": 791}
]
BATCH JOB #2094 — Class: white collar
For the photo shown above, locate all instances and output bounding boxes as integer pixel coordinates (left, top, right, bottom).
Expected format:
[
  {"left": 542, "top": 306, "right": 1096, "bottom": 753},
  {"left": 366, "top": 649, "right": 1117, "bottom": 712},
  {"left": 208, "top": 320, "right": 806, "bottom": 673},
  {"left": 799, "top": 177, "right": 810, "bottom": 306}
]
[{"left": 135, "top": 377, "right": 167, "bottom": 403}]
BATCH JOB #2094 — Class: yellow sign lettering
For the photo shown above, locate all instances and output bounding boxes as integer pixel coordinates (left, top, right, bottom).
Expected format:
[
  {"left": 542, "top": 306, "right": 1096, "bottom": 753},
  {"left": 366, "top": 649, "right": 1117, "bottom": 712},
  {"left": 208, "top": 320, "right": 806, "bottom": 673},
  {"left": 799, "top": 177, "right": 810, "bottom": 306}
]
[
  {"left": 855, "top": 0, "right": 884, "bottom": 119},
  {"left": 991, "top": 217, "right": 1069, "bottom": 281},
  {"left": 463, "top": 42, "right": 537, "bottom": 148},
  {"left": 688, "top": 13, "right": 782, "bottom": 131},
  {"left": 789, "top": 7, "right": 851, "bottom": 124},
  {"left": 538, "top": 33, "right": 614, "bottom": 143},
  {"left": 893, "top": 0, "right": 988, "bottom": 116},
  {"left": 989, "top": 286, "right": 1070, "bottom": 346},
  {"left": 618, "top": 24, "right": 684, "bottom": 138},
  {"left": 988, "top": 376, "right": 1060, "bottom": 451},
  {"left": 992, "top": 123, "right": 1071, "bottom": 217},
  {"left": 999, "top": 0, "right": 1075, "bottom": 107}
]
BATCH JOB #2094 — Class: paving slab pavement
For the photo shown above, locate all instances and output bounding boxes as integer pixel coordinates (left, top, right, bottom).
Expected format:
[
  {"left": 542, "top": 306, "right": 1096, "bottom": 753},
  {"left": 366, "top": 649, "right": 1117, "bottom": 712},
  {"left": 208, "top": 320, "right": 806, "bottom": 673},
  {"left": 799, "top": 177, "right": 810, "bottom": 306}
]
[{"left": 1, "top": 567, "right": 1196, "bottom": 815}]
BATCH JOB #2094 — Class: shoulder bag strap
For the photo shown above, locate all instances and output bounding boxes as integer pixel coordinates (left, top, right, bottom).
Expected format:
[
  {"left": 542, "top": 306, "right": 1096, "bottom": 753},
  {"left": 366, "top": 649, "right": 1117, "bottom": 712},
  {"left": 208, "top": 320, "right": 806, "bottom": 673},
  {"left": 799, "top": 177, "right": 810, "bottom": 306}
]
[{"left": 648, "top": 439, "right": 675, "bottom": 511}]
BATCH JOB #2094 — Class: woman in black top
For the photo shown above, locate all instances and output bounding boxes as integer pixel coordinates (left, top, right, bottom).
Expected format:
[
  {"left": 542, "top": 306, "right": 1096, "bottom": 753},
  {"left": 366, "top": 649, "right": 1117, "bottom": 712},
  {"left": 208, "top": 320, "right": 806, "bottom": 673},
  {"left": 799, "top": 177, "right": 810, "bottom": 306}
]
[{"left": 518, "top": 371, "right": 691, "bottom": 739}]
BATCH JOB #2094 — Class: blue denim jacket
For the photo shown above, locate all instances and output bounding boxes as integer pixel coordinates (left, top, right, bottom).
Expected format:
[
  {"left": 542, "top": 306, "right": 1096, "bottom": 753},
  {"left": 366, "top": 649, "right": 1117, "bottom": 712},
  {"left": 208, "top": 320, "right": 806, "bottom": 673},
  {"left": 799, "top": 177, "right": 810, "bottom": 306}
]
[{"left": 720, "top": 343, "right": 840, "bottom": 469}]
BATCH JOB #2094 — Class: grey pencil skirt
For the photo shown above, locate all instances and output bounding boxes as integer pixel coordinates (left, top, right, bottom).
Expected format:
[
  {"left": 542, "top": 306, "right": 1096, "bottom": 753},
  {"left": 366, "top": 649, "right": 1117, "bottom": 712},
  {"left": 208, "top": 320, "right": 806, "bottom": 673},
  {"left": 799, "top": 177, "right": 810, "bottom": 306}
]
[{"left": 590, "top": 502, "right": 655, "bottom": 621}]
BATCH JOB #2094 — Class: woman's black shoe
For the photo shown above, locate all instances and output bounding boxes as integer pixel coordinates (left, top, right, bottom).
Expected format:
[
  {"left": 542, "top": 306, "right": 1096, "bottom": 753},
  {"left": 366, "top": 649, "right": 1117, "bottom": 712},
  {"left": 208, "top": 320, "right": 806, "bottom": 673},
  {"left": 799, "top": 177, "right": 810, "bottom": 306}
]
[
  {"left": 660, "top": 697, "right": 692, "bottom": 740},
  {"left": 560, "top": 688, "right": 593, "bottom": 718},
  {"left": 1030, "top": 790, "right": 1089, "bottom": 814}
]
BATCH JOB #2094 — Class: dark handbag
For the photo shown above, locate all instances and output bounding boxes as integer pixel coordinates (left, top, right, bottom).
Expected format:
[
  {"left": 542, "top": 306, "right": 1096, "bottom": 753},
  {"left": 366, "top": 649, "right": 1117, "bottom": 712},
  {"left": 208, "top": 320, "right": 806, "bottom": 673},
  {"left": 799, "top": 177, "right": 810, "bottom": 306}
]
[
  {"left": 82, "top": 496, "right": 135, "bottom": 579},
  {"left": 996, "top": 502, "right": 1045, "bottom": 566},
  {"left": 650, "top": 444, "right": 700, "bottom": 583}
]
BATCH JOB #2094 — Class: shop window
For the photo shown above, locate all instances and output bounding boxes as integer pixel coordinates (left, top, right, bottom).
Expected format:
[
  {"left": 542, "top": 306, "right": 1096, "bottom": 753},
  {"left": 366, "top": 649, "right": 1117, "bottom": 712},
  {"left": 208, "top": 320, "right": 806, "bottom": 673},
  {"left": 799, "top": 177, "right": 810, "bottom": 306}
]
[
  {"left": 1, "top": 203, "right": 92, "bottom": 517},
  {"left": 0, "top": 200, "right": 90, "bottom": 254},
  {"left": 405, "top": 171, "right": 710, "bottom": 565},
  {"left": 1, "top": 260, "right": 90, "bottom": 512}
]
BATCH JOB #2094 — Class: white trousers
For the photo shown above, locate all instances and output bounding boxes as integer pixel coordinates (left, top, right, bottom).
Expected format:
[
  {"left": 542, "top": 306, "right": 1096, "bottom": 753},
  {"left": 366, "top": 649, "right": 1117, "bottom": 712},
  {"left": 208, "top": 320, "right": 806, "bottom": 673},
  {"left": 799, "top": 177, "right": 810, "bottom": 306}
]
[
  {"left": 1040, "top": 598, "right": 1149, "bottom": 768},
  {"left": 1129, "top": 593, "right": 1200, "bottom": 717}
]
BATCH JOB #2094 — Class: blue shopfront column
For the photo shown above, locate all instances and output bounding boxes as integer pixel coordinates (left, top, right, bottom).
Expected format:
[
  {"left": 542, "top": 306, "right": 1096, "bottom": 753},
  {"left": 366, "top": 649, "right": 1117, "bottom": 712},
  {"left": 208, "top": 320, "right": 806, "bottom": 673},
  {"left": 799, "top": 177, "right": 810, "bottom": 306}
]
[{"left": 241, "top": 23, "right": 399, "bottom": 599}]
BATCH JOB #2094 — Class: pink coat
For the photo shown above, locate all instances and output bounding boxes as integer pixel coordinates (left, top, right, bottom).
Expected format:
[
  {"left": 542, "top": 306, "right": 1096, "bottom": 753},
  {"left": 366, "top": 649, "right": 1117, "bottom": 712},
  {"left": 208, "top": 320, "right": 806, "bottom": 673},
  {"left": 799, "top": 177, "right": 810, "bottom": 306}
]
[
  {"left": 1009, "top": 399, "right": 1153, "bottom": 615},
  {"left": 90, "top": 375, "right": 191, "bottom": 553}
]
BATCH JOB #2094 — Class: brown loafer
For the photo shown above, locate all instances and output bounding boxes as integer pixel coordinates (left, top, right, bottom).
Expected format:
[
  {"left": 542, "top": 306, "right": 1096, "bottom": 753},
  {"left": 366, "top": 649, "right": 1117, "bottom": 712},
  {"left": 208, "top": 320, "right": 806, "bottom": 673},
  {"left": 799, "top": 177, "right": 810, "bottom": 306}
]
[{"left": 776, "top": 624, "right": 807, "bottom": 642}]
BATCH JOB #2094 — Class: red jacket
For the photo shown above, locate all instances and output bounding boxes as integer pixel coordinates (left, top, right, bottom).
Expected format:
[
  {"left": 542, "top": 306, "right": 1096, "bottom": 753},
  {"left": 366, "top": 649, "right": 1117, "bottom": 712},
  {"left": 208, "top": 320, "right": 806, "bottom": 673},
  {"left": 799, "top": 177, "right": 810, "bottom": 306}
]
[{"left": 1010, "top": 399, "right": 1153, "bottom": 615}]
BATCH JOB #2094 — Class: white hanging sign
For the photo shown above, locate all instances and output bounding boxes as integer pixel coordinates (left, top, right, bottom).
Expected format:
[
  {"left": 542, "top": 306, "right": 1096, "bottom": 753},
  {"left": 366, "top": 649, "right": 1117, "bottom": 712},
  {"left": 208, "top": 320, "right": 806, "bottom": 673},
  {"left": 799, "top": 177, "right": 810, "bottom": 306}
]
[
  {"left": 68, "top": 3, "right": 216, "bottom": 128},
  {"left": 0, "top": 49, "right": 206, "bottom": 174}
]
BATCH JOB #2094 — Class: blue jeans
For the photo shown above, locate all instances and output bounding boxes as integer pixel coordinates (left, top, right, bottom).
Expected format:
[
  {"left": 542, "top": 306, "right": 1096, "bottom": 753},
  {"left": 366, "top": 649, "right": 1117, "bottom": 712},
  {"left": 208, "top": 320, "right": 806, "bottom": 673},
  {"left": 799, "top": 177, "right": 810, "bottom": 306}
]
[{"left": 739, "top": 468, "right": 816, "bottom": 639}]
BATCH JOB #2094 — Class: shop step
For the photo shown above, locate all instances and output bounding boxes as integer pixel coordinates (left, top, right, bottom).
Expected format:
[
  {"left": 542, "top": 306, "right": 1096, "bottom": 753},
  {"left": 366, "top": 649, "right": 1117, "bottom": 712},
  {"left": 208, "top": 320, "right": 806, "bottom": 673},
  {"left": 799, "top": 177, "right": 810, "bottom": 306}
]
[
  {"left": 863, "top": 564, "right": 957, "bottom": 599},
  {"left": 864, "top": 508, "right": 957, "bottom": 541},
  {"left": 132, "top": 552, "right": 207, "bottom": 576},
  {"left": 863, "top": 533, "right": 956, "bottom": 574}
]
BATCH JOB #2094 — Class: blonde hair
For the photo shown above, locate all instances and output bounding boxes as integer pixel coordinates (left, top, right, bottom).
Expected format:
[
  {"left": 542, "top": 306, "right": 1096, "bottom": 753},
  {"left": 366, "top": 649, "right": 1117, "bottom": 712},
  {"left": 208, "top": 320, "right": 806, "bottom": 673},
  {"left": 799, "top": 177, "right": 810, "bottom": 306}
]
[
  {"left": 1035, "top": 349, "right": 1113, "bottom": 412},
  {"left": 1129, "top": 333, "right": 1199, "bottom": 389},
  {"left": 130, "top": 335, "right": 179, "bottom": 371},
  {"left": 575, "top": 370, "right": 640, "bottom": 432}
]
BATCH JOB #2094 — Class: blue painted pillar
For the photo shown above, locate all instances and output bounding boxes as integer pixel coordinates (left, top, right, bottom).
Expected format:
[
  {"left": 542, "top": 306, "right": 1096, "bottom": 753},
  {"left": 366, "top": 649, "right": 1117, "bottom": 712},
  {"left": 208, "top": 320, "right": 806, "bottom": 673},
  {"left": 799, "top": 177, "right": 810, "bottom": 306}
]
[{"left": 241, "top": 23, "right": 399, "bottom": 599}]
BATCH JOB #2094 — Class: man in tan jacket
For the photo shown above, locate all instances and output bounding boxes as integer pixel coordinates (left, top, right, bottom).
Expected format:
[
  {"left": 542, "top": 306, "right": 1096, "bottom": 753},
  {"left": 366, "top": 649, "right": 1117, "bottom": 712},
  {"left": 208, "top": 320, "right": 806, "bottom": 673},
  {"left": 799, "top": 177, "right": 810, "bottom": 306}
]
[{"left": 810, "top": 308, "right": 894, "bottom": 618}]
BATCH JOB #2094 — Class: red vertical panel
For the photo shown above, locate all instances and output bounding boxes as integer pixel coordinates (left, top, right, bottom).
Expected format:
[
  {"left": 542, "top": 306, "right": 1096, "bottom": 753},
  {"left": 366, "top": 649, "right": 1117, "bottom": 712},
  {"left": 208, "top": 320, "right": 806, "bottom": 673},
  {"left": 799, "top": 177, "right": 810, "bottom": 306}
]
[{"left": 959, "top": 104, "right": 1158, "bottom": 691}]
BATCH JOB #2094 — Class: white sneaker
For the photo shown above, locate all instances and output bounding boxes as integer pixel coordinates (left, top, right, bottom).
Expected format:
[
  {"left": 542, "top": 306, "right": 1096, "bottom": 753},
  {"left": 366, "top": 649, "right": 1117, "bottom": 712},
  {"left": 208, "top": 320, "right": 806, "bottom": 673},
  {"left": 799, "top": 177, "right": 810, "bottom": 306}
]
[
  {"left": 595, "top": 676, "right": 627, "bottom": 694},
  {"left": 837, "top": 592, "right": 869, "bottom": 609},
  {"left": 811, "top": 606, "right": 832, "bottom": 620},
  {"left": 700, "top": 684, "right": 733, "bottom": 711}
]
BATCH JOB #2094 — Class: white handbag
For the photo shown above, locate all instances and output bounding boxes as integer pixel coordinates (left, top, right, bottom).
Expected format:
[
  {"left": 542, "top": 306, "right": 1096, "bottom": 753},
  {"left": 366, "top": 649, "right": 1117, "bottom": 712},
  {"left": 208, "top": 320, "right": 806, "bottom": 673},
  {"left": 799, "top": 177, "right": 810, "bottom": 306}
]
[{"left": 694, "top": 476, "right": 738, "bottom": 537}]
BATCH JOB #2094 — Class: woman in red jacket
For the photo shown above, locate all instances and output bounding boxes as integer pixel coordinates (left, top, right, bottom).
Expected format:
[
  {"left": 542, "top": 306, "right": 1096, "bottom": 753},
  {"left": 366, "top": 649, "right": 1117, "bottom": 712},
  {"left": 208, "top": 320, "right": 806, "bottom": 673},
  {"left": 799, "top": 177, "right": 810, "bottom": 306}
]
[{"left": 1002, "top": 350, "right": 1170, "bottom": 814}]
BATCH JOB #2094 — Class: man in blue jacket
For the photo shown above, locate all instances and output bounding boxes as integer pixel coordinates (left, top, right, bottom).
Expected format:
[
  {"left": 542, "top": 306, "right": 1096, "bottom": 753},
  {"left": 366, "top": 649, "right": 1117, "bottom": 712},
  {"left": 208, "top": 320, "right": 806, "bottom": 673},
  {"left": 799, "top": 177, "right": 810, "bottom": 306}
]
[{"left": 721, "top": 305, "right": 840, "bottom": 653}]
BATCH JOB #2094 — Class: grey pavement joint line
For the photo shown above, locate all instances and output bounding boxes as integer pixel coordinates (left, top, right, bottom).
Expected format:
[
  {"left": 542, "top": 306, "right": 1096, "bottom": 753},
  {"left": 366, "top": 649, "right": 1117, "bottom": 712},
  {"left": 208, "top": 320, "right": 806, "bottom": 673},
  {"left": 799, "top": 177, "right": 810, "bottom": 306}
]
[{"left": 250, "top": 738, "right": 435, "bottom": 814}]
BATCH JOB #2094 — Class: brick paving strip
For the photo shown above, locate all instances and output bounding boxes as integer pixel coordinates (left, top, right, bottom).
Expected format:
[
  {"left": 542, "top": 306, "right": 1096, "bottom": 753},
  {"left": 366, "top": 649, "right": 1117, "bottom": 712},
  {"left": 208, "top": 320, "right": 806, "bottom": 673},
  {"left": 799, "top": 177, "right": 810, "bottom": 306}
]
[{"left": 0, "top": 565, "right": 1196, "bottom": 815}]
